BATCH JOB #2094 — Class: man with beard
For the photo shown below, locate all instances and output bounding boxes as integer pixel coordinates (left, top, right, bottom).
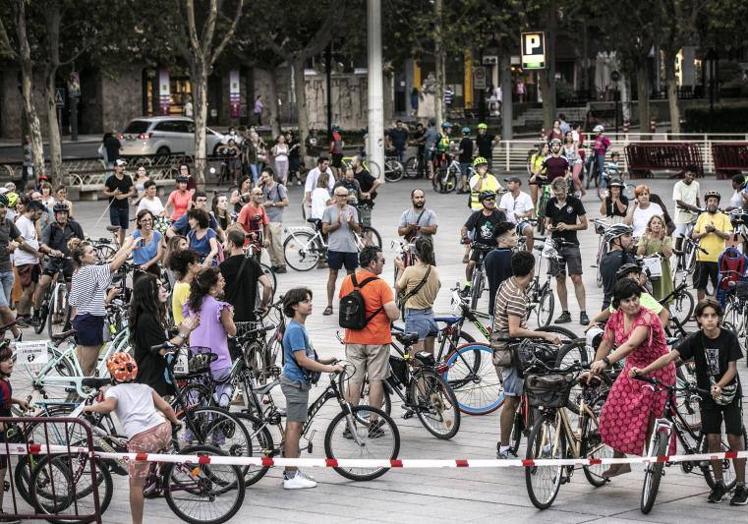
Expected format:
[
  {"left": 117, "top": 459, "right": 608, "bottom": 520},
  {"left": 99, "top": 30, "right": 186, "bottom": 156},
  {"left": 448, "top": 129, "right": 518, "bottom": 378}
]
[
  {"left": 672, "top": 169, "right": 701, "bottom": 251},
  {"left": 542, "top": 138, "right": 570, "bottom": 184},
  {"left": 398, "top": 189, "right": 438, "bottom": 243},
  {"left": 692, "top": 191, "right": 732, "bottom": 301}
]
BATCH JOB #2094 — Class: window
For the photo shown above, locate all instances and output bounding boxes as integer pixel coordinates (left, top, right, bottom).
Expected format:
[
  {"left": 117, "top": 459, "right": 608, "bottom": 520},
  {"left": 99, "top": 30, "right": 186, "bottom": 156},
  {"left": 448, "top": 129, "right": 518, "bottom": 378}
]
[{"left": 124, "top": 120, "right": 150, "bottom": 134}]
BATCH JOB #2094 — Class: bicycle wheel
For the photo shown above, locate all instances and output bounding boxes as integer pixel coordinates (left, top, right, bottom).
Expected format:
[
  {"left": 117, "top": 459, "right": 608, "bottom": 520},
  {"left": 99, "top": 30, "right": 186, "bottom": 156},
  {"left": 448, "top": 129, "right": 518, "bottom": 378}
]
[
  {"left": 30, "top": 454, "right": 113, "bottom": 523},
  {"left": 164, "top": 445, "right": 245, "bottom": 524},
  {"left": 525, "top": 414, "right": 565, "bottom": 510},
  {"left": 231, "top": 412, "right": 274, "bottom": 487},
  {"left": 641, "top": 431, "right": 668, "bottom": 514},
  {"left": 178, "top": 407, "right": 252, "bottom": 474},
  {"left": 177, "top": 383, "right": 214, "bottom": 409},
  {"left": 701, "top": 427, "right": 747, "bottom": 490},
  {"left": 469, "top": 269, "right": 484, "bottom": 311},
  {"left": 553, "top": 338, "right": 589, "bottom": 367},
  {"left": 580, "top": 408, "right": 614, "bottom": 487},
  {"left": 444, "top": 166, "right": 458, "bottom": 193},
  {"left": 14, "top": 346, "right": 77, "bottom": 401},
  {"left": 535, "top": 287, "right": 555, "bottom": 328},
  {"left": 360, "top": 226, "right": 382, "bottom": 248},
  {"left": 324, "top": 405, "right": 400, "bottom": 481},
  {"left": 282, "top": 231, "right": 320, "bottom": 271},
  {"left": 444, "top": 343, "right": 502, "bottom": 415},
  {"left": 47, "top": 284, "right": 71, "bottom": 339},
  {"left": 409, "top": 369, "right": 460, "bottom": 439},
  {"left": 404, "top": 156, "right": 419, "bottom": 177},
  {"left": 433, "top": 167, "right": 447, "bottom": 193},
  {"left": 669, "top": 289, "right": 694, "bottom": 326},
  {"left": 384, "top": 159, "right": 404, "bottom": 182},
  {"left": 367, "top": 160, "right": 382, "bottom": 179}
]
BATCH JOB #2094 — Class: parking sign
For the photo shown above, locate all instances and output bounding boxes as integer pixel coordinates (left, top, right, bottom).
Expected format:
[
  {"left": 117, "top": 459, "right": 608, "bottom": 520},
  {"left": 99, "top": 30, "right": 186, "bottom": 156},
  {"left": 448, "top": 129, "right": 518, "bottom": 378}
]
[{"left": 521, "top": 32, "right": 546, "bottom": 70}]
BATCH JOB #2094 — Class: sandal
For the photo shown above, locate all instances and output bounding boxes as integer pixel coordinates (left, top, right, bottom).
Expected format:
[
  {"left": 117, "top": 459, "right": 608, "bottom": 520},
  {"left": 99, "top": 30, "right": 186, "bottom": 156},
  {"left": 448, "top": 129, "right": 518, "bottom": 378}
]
[
  {"left": 602, "top": 463, "right": 631, "bottom": 478},
  {"left": 323, "top": 306, "right": 333, "bottom": 316}
]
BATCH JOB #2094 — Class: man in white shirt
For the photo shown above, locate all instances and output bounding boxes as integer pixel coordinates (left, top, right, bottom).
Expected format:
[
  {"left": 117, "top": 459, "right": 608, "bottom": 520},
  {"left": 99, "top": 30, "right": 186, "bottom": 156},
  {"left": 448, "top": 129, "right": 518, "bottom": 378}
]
[
  {"left": 672, "top": 169, "right": 701, "bottom": 251},
  {"left": 499, "top": 176, "right": 535, "bottom": 251},
  {"left": 304, "top": 156, "right": 335, "bottom": 214},
  {"left": 13, "top": 200, "right": 45, "bottom": 325}
]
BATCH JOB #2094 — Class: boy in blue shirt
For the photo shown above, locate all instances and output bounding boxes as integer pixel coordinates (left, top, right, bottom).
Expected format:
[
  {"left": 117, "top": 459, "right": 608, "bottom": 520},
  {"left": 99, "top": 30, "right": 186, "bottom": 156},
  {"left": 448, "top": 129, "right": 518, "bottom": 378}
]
[{"left": 280, "top": 287, "right": 342, "bottom": 489}]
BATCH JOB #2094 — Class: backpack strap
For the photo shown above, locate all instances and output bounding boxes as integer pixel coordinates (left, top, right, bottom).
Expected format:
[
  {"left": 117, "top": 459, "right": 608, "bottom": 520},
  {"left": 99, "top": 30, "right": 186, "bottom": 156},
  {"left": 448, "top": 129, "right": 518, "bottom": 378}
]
[{"left": 351, "top": 272, "right": 384, "bottom": 323}]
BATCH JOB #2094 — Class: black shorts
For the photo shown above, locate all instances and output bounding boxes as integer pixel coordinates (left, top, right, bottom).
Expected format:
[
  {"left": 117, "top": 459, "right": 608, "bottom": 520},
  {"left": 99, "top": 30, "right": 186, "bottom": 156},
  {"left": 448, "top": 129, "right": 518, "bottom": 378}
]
[
  {"left": 549, "top": 245, "right": 584, "bottom": 277},
  {"left": 42, "top": 258, "right": 74, "bottom": 279},
  {"left": 109, "top": 206, "right": 129, "bottom": 229},
  {"left": 72, "top": 314, "right": 104, "bottom": 347},
  {"left": 470, "top": 246, "right": 493, "bottom": 264},
  {"left": 701, "top": 399, "right": 743, "bottom": 436},
  {"left": 331, "top": 154, "right": 344, "bottom": 168},
  {"left": 694, "top": 261, "right": 719, "bottom": 290},
  {"left": 327, "top": 250, "right": 358, "bottom": 271}
]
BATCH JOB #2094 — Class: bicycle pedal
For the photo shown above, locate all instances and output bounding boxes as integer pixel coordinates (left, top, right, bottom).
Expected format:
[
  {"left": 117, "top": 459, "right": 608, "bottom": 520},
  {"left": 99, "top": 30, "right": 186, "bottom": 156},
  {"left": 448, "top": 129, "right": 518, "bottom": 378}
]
[{"left": 402, "top": 409, "right": 415, "bottom": 420}]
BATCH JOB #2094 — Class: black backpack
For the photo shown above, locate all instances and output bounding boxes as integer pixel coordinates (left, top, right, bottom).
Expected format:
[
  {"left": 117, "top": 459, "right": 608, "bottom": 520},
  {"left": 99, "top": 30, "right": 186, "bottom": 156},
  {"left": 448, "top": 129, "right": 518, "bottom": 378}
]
[{"left": 339, "top": 273, "right": 383, "bottom": 330}]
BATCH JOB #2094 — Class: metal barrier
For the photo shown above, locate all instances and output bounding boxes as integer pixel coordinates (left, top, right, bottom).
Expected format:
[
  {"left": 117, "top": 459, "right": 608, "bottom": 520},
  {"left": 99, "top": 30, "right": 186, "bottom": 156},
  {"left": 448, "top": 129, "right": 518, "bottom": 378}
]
[
  {"left": 711, "top": 142, "right": 748, "bottom": 180},
  {"left": 624, "top": 142, "right": 703, "bottom": 179},
  {"left": 0, "top": 416, "right": 101, "bottom": 523}
]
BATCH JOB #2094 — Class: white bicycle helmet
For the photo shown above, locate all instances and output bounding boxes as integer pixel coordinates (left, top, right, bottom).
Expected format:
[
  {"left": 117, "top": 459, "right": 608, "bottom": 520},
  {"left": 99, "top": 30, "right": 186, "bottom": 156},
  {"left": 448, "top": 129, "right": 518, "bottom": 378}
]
[
  {"left": 603, "top": 223, "right": 633, "bottom": 245},
  {"left": 593, "top": 125, "right": 604, "bottom": 133}
]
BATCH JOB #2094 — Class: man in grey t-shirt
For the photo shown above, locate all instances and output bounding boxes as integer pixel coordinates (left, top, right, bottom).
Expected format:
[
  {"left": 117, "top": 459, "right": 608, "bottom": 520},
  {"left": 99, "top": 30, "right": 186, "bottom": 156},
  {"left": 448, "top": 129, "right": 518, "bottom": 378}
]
[
  {"left": 321, "top": 187, "right": 361, "bottom": 315},
  {"left": 260, "top": 168, "right": 289, "bottom": 273},
  {"left": 397, "top": 189, "right": 438, "bottom": 243}
]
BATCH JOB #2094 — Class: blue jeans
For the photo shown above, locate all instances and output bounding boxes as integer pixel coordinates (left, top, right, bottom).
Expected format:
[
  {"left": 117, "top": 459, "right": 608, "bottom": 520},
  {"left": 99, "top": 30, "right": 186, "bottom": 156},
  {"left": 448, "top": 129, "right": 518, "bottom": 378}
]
[
  {"left": 0, "top": 271, "right": 14, "bottom": 308},
  {"left": 405, "top": 308, "right": 438, "bottom": 340}
]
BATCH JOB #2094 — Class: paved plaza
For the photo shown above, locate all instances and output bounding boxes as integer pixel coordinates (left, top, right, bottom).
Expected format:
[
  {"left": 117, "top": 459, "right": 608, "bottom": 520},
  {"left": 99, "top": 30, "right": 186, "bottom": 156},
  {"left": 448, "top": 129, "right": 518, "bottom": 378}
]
[{"left": 11, "top": 175, "right": 748, "bottom": 523}]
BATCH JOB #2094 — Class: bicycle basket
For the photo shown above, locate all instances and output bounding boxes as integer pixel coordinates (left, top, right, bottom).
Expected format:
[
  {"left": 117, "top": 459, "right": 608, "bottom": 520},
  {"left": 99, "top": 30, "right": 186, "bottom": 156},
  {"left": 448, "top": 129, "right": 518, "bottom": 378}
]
[
  {"left": 525, "top": 372, "right": 576, "bottom": 409},
  {"left": 172, "top": 347, "right": 217, "bottom": 379},
  {"left": 736, "top": 281, "right": 748, "bottom": 301},
  {"left": 512, "top": 339, "right": 558, "bottom": 372},
  {"left": 389, "top": 354, "right": 409, "bottom": 386}
]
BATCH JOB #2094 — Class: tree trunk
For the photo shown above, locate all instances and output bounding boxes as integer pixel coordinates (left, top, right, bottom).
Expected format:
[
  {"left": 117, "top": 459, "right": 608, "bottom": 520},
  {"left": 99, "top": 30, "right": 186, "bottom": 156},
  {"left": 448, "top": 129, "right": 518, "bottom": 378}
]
[
  {"left": 15, "top": 0, "right": 44, "bottom": 182},
  {"left": 500, "top": 53, "right": 513, "bottom": 140},
  {"left": 540, "top": 6, "right": 557, "bottom": 130},
  {"left": 433, "top": 0, "right": 444, "bottom": 128},
  {"left": 664, "top": 47, "right": 680, "bottom": 134},
  {"left": 636, "top": 58, "right": 650, "bottom": 138},
  {"left": 45, "top": 67, "right": 62, "bottom": 186},
  {"left": 267, "top": 67, "right": 281, "bottom": 137},
  {"left": 192, "top": 60, "right": 209, "bottom": 186},
  {"left": 292, "top": 57, "right": 309, "bottom": 160}
]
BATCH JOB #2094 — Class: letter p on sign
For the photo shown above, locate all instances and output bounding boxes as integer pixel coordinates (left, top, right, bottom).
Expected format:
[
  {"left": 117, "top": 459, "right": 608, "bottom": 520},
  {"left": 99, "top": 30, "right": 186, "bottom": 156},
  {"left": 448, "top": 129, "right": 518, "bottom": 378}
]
[{"left": 521, "top": 32, "right": 546, "bottom": 70}]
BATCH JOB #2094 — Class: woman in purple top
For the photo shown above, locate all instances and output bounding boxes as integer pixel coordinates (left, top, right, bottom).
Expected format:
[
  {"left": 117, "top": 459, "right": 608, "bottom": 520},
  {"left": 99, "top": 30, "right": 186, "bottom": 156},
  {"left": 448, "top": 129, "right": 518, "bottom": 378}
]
[{"left": 184, "top": 267, "right": 237, "bottom": 407}]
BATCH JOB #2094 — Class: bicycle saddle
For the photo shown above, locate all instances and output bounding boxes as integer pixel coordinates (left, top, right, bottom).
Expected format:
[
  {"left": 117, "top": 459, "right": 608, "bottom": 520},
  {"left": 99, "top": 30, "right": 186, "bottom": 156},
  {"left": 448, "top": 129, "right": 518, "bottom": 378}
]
[
  {"left": 106, "top": 225, "right": 121, "bottom": 233},
  {"left": 82, "top": 377, "right": 112, "bottom": 389},
  {"left": 394, "top": 331, "right": 419, "bottom": 347},
  {"left": 253, "top": 379, "right": 280, "bottom": 397},
  {"left": 51, "top": 329, "right": 77, "bottom": 343}
]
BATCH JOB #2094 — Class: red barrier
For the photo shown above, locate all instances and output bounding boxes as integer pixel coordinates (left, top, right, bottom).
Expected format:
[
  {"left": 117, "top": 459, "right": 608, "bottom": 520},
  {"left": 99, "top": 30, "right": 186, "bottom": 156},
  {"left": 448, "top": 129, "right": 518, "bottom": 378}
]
[
  {"left": 712, "top": 142, "right": 748, "bottom": 180},
  {"left": 624, "top": 142, "right": 703, "bottom": 179}
]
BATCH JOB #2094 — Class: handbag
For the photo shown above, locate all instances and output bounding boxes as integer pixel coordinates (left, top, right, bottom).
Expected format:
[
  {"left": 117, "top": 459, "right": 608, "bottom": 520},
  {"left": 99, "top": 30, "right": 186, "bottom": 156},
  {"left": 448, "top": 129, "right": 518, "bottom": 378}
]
[
  {"left": 397, "top": 266, "right": 432, "bottom": 309},
  {"left": 641, "top": 255, "right": 662, "bottom": 279}
]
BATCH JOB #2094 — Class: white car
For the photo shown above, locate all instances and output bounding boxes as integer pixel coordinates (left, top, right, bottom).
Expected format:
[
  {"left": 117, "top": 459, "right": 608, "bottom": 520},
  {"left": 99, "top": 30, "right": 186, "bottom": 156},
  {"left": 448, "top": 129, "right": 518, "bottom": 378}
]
[{"left": 118, "top": 116, "right": 243, "bottom": 157}]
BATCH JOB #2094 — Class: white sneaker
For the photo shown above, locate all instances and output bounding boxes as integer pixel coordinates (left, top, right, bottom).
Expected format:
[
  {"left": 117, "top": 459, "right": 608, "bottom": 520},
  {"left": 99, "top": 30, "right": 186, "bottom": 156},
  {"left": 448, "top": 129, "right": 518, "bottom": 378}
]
[{"left": 283, "top": 471, "right": 317, "bottom": 489}]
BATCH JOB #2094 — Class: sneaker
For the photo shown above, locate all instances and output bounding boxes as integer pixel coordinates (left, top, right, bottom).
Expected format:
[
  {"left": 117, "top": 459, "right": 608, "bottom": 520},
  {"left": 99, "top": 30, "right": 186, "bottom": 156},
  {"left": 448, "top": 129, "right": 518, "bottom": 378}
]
[
  {"left": 708, "top": 481, "right": 727, "bottom": 503},
  {"left": 580, "top": 311, "right": 590, "bottom": 326},
  {"left": 496, "top": 443, "right": 514, "bottom": 459},
  {"left": 275, "top": 266, "right": 288, "bottom": 274},
  {"left": 730, "top": 484, "right": 748, "bottom": 505},
  {"left": 554, "top": 311, "right": 572, "bottom": 324},
  {"left": 283, "top": 470, "right": 317, "bottom": 489}
]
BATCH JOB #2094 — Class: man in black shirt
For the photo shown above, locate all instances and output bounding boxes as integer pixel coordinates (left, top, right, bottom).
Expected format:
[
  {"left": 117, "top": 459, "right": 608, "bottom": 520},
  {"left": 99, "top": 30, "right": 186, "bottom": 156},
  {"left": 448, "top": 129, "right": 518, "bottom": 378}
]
[
  {"left": 458, "top": 127, "right": 474, "bottom": 194},
  {"left": 475, "top": 123, "right": 498, "bottom": 169},
  {"left": 461, "top": 191, "right": 507, "bottom": 287},
  {"left": 219, "top": 227, "right": 273, "bottom": 324},
  {"left": 545, "top": 177, "right": 589, "bottom": 325},
  {"left": 352, "top": 158, "right": 382, "bottom": 227},
  {"left": 484, "top": 221, "right": 516, "bottom": 316},
  {"left": 388, "top": 120, "right": 409, "bottom": 162},
  {"left": 103, "top": 159, "right": 135, "bottom": 246},
  {"left": 630, "top": 298, "right": 746, "bottom": 505},
  {"left": 599, "top": 223, "right": 635, "bottom": 310}
]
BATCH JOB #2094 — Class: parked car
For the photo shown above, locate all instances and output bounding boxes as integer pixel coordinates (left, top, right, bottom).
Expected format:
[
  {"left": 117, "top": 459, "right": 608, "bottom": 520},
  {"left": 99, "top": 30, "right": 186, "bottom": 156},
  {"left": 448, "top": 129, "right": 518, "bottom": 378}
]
[{"left": 118, "top": 116, "right": 242, "bottom": 157}]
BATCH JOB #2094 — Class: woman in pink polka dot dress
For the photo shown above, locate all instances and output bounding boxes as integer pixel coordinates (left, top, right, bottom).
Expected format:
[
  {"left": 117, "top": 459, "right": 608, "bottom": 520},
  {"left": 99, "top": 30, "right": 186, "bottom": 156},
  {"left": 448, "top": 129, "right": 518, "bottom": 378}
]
[{"left": 589, "top": 279, "right": 676, "bottom": 478}]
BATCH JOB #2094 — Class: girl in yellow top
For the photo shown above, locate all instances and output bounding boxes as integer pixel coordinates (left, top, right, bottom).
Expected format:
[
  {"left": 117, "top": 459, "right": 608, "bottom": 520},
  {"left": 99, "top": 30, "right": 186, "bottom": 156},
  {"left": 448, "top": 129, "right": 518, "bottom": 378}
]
[
  {"left": 527, "top": 143, "right": 549, "bottom": 207},
  {"left": 167, "top": 249, "right": 201, "bottom": 324}
]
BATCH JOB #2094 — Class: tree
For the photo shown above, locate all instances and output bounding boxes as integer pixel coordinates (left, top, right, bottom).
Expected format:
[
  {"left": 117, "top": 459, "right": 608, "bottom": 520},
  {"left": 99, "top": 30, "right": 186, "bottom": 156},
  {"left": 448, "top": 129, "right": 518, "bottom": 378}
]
[{"left": 0, "top": 0, "right": 45, "bottom": 185}]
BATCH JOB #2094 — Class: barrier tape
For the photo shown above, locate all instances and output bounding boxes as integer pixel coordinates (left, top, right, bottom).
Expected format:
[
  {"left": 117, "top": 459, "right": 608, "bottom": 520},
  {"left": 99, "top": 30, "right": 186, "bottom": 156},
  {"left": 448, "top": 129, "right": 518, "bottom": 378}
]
[{"left": 4, "top": 443, "right": 748, "bottom": 469}]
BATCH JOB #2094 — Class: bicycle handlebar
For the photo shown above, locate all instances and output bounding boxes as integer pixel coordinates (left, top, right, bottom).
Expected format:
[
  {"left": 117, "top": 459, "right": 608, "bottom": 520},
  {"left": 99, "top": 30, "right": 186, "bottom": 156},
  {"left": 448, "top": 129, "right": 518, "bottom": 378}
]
[{"left": 632, "top": 374, "right": 710, "bottom": 396}]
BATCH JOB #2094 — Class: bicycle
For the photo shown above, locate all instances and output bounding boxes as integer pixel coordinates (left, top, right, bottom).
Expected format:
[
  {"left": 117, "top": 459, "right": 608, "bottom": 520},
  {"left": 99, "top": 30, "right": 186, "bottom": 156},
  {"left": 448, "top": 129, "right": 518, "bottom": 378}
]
[
  {"left": 340, "top": 155, "right": 382, "bottom": 179},
  {"left": 403, "top": 153, "right": 426, "bottom": 179},
  {"left": 230, "top": 300, "right": 285, "bottom": 387},
  {"left": 282, "top": 220, "right": 382, "bottom": 272},
  {"left": 382, "top": 156, "right": 406, "bottom": 183},
  {"left": 466, "top": 241, "right": 493, "bottom": 311},
  {"left": 432, "top": 156, "right": 460, "bottom": 194},
  {"left": 524, "top": 237, "right": 575, "bottom": 328},
  {"left": 671, "top": 218, "right": 706, "bottom": 289},
  {"left": 658, "top": 279, "right": 696, "bottom": 328},
  {"left": 634, "top": 374, "right": 748, "bottom": 514},
  {"left": 721, "top": 279, "right": 748, "bottom": 365},
  {"left": 231, "top": 361, "right": 401, "bottom": 484}
]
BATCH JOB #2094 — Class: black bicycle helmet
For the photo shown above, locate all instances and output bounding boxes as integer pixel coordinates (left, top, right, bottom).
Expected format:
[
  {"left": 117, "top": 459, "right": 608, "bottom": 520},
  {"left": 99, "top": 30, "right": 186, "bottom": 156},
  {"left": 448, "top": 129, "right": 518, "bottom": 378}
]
[
  {"left": 604, "top": 223, "right": 633, "bottom": 245},
  {"left": 704, "top": 190, "right": 721, "bottom": 202},
  {"left": 615, "top": 262, "right": 642, "bottom": 279},
  {"left": 608, "top": 178, "right": 624, "bottom": 188},
  {"left": 176, "top": 175, "right": 190, "bottom": 184},
  {"left": 52, "top": 202, "right": 70, "bottom": 213},
  {"left": 478, "top": 190, "right": 497, "bottom": 203}
]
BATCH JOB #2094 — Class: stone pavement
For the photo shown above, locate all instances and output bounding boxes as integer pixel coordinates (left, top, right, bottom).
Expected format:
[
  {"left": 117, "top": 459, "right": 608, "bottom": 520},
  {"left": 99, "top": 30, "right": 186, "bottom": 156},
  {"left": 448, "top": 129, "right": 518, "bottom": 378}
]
[{"left": 11, "top": 175, "right": 748, "bottom": 523}]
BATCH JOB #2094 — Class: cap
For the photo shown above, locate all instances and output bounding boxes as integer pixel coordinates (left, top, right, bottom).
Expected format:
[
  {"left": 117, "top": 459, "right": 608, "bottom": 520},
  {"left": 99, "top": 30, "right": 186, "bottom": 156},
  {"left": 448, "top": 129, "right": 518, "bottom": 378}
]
[
  {"left": 504, "top": 176, "right": 522, "bottom": 185},
  {"left": 115, "top": 158, "right": 127, "bottom": 167}
]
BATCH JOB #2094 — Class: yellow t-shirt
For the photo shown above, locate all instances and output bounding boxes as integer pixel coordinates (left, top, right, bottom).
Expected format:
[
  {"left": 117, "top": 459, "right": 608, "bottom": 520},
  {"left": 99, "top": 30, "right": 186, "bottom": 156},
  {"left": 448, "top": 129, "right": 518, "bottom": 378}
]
[
  {"left": 172, "top": 281, "right": 190, "bottom": 325},
  {"left": 694, "top": 212, "right": 732, "bottom": 263},
  {"left": 469, "top": 174, "right": 502, "bottom": 210}
]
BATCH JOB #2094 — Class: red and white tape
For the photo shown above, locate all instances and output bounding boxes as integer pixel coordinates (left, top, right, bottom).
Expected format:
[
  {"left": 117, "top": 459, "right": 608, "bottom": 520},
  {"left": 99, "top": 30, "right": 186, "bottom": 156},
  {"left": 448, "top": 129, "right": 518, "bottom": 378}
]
[{"left": 3, "top": 443, "right": 748, "bottom": 469}]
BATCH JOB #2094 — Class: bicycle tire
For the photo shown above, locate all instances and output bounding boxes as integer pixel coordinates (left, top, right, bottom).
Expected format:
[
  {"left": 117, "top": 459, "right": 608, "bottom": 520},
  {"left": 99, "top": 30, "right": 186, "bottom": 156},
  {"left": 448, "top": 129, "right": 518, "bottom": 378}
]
[
  {"left": 535, "top": 287, "right": 555, "bottom": 328},
  {"left": 164, "top": 444, "right": 245, "bottom": 524},
  {"left": 525, "top": 414, "right": 565, "bottom": 510},
  {"left": 259, "top": 262, "right": 277, "bottom": 301},
  {"left": 433, "top": 167, "right": 447, "bottom": 193},
  {"left": 580, "top": 405, "right": 613, "bottom": 487},
  {"left": 641, "top": 431, "right": 668, "bottom": 514},
  {"left": 404, "top": 156, "right": 419, "bottom": 177},
  {"left": 282, "top": 231, "right": 320, "bottom": 272},
  {"left": 384, "top": 159, "right": 404, "bottom": 182},
  {"left": 701, "top": 426, "right": 747, "bottom": 490},
  {"left": 367, "top": 160, "right": 382, "bottom": 180},
  {"left": 538, "top": 325, "right": 579, "bottom": 343},
  {"left": 30, "top": 454, "right": 113, "bottom": 523},
  {"left": 444, "top": 166, "right": 458, "bottom": 193},
  {"left": 443, "top": 343, "right": 502, "bottom": 415},
  {"left": 47, "top": 284, "right": 71, "bottom": 339},
  {"left": 231, "top": 412, "right": 275, "bottom": 487},
  {"left": 177, "top": 407, "right": 252, "bottom": 475},
  {"left": 34, "top": 293, "right": 50, "bottom": 334},
  {"left": 361, "top": 226, "right": 382, "bottom": 248},
  {"left": 669, "top": 289, "right": 694, "bottom": 326},
  {"left": 409, "top": 369, "right": 460, "bottom": 439},
  {"left": 469, "top": 268, "right": 483, "bottom": 311},
  {"left": 177, "top": 383, "right": 214, "bottom": 410},
  {"left": 323, "top": 405, "right": 400, "bottom": 481}
]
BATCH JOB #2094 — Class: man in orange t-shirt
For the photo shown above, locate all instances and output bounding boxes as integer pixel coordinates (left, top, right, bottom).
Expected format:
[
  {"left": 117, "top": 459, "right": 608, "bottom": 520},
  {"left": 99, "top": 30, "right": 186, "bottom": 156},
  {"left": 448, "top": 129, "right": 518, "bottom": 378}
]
[
  {"left": 339, "top": 246, "right": 400, "bottom": 414},
  {"left": 237, "top": 188, "right": 270, "bottom": 254}
]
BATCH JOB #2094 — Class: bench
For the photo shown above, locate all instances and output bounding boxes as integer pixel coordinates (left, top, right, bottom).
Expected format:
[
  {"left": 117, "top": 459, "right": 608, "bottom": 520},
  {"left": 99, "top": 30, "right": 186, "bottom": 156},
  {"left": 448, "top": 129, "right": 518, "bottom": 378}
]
[
  {"left": 711, "top": 142, "right": 748, "bottom": 180},
  {"left": 624, "top": 142, "right": 703, "bottom": 179}
]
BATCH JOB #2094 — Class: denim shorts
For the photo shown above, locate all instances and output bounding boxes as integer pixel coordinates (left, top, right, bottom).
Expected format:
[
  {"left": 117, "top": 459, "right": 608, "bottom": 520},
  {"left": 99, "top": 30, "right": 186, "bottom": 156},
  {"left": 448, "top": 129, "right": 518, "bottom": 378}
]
[
  {"left": 405, "top": 308, "right": 439, "bottom": 340},
  {"left": 0, "top": 271, "right": 14, "bottom": 308},
  {"left": 496, "top": 366, "right": 524, "bottom": 397},
  {"left": 109, "top": 206, "right": 129, "bottom": 229}
]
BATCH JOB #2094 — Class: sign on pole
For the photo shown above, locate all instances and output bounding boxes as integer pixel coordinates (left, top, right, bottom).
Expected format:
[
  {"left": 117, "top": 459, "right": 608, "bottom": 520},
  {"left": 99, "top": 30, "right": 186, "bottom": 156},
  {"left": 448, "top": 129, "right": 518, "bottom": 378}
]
[
  {"left": 521, "top": 32, "right": 546, "bottom": 70},
  {"left": 473, "top": 66, "right": 487, "bottom": 90},
  {"left": 54, "top": 88, "right": 65, "bottom": 107}
]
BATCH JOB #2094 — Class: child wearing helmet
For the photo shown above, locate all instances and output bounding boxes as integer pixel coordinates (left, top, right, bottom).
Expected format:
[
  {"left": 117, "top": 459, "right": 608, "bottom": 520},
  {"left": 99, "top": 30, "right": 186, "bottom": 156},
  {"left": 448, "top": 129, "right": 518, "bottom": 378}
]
[
  {"left": 457, "top": 127, "right": 473, "bottom": 193},
  {"left": 468, "top": 157, "right": 502, "bottom": 211},
  {"left": 82, "top": 352, "right": 180, "bottom": 524}
]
